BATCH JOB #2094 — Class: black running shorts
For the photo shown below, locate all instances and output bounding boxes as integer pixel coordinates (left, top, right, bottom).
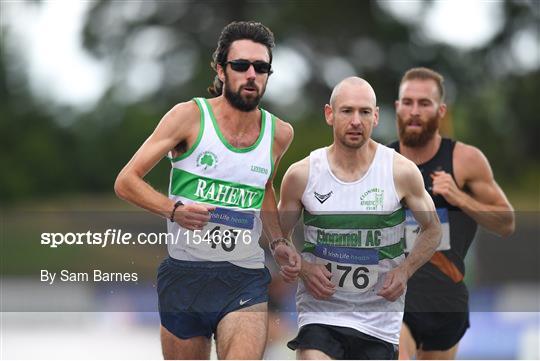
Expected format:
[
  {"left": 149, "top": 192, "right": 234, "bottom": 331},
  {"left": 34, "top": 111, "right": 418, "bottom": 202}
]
[
  {"left": 287, "top": 323, "right": 398, "bottom": 360},
  {"left": 403, "top": 311, "right": 470, "bottom": 351}
]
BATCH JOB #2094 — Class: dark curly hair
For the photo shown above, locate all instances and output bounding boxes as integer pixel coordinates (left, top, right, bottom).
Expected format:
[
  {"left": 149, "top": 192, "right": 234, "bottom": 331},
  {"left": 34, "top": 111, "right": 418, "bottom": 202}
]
[{"left": 207, "top": 21, "right": 275, "bottom": 97}]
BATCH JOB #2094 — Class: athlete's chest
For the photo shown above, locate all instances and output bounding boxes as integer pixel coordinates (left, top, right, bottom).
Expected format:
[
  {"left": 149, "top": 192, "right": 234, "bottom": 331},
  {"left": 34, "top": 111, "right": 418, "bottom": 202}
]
[
  {"left": 305, "top": 177, "right": 398, "bottom": 214},
  {"left": 219, "top": 129, "right": 262, "bottom": 148},
  {"left": 418, "top": 154, "right": 466, "bottom": 195}
]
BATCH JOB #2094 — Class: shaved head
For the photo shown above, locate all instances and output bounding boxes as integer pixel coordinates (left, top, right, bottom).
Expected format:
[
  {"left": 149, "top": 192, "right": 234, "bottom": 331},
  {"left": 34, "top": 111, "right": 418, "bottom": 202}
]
[
  {"left": 329, "top": 77, "right": 377, "bottom": 108},
  {"left": 324, "top": 76, "right": 379, "bottom": 150}
]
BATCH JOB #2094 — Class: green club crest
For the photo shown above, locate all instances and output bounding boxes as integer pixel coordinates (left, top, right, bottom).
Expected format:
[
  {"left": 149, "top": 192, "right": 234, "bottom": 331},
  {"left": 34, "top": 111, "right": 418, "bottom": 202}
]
[
  {"left": 197, "top": 151, "right": 218, "bottom": 170},
  {"left": 360, "top": 188, "right": 385, "bottom": 211}
]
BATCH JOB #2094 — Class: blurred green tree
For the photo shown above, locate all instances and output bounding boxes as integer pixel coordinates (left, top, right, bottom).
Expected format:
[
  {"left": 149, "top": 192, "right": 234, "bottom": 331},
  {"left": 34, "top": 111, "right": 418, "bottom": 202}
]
[{"left": 1, "top": 0, "right": 538, "bottom": 204}]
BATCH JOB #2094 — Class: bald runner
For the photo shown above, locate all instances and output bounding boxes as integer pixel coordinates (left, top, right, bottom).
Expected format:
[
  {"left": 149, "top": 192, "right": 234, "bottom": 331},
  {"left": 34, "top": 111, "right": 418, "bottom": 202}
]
[{"left": 278, "top": 77, "right": 442, "bottom": 360}]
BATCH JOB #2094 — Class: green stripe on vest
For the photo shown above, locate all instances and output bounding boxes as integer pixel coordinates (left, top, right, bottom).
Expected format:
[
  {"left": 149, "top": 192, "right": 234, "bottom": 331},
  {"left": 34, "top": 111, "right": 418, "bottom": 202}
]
[
  {"left": 171, "top": 168, "right": 265, "bottom": 209},
  {"left": 302, "top": 239, "right": 405, "bottom": 260},
  {"left": 303, "top": 208, "right": 405, "bottom": 229}
]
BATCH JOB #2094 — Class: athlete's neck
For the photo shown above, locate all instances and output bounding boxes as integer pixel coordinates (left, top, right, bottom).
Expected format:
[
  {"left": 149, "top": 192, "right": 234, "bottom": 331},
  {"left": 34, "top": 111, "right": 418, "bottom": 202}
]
[
  {"left": 399, "top": 133, "right": 442, "bottom": 165},
  {"left": 327, "top": 139, "right": 378, "bottom": 182},
  {"left": 207, "top": 96, "right": 263, "bottom": 149},
  {"left": 210, "top": 96, "right": 261, "bottom": 134}
]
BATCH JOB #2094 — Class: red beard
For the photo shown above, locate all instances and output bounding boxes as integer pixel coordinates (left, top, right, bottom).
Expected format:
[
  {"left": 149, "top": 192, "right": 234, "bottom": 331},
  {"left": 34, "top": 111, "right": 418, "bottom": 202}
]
[{"left": 397, "top": 113, "right": 440, "bottom": 147}]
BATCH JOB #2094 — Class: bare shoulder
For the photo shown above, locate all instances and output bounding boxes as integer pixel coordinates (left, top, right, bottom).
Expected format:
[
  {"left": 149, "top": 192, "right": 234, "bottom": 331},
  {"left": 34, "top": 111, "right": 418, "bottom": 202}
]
[
  {"left": 454, "top": 141, "right": 490, "bottom": 166},
  {"left": 393, "top": 151, "right": 420, "bottom": 181},
  {"left": 164, "top": 100, "right": 200, "bottom": 130},
  {"left": 154, "top": 100, "right": 201, "bottom": 150},
  {"left": 286, "top": 156, "right": 310, "bottom": 178},
  {"left": 454, "top": 141, "right": 493, "bottom": 181},
  {"left": 273, "top": 117, "right": 294, "bottom": 155},
  {"left": 392, "top": 151, "right": 425, "bottom": 199},
  {"left": 280, "top": 156, "right": 310, "bottom": 200}
]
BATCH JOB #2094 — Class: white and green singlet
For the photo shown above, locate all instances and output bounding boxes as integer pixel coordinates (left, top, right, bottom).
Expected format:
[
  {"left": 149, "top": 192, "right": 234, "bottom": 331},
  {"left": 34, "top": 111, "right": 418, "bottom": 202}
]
[
  {"left": 166, "top": 98, "right": 275, "bottom": 269},
  {"left": 297, "top": 144, "right": 406, "bottom": 345}
]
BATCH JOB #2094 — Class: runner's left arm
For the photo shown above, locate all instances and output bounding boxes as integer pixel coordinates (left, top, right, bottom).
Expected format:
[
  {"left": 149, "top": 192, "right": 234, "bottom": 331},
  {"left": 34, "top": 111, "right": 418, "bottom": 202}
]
[
  {"left": 432, "top": 143, "right": 515, "bottom": 237},
  {"left": 378, "top": 155, "right": 441, "bottom": 302},
  {"left": 260, "top": 119, "right": 302, "bottom": 279}
]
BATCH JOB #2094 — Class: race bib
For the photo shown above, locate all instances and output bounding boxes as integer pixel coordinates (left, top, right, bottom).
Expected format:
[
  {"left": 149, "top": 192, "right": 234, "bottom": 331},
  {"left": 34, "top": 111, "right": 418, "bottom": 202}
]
[
  {"left": 185, "top": 207, "right": 255, "bottom": 253},
  {"left": 313, "top": 244, "right": 379, "bottom": 293},
  {"left": 405, "top": 208, "right": 450, "bottom": 252}
]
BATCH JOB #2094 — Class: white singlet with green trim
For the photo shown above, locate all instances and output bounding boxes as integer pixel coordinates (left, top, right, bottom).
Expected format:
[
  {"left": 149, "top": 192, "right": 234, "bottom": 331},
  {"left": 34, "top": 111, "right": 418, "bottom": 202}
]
[
  {"left": 297, "top": 144, "right": 406, "bottom": 344},
  {"left": 166, "top": 97, "right": 275, "bottom": 269}
]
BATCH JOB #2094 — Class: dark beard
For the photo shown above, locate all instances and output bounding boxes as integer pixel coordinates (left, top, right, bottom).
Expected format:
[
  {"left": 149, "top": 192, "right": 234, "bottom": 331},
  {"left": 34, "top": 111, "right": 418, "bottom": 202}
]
[
  {"left": 223, "top": 77, "right": 265, "bottom": 112},
  {"left": 397, "top": 113, "right": 440, "bottom": 147}
]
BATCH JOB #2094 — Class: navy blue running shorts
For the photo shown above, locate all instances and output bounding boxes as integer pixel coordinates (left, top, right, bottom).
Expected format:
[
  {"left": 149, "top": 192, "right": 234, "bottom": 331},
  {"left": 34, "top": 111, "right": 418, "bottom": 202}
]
[{"left": 157, "top": 257, "right": 271, "bottom": 339}]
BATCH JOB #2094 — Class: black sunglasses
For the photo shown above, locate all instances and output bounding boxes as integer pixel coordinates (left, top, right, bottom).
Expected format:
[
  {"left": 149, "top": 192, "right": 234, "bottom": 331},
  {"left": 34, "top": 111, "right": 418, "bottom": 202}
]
[{"left": 224, "top": 59, "right": 272, "bottom": 74}]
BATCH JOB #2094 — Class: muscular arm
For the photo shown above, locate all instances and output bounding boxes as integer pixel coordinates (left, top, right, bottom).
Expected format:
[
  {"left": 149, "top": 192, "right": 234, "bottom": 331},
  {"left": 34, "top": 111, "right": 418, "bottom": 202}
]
[
  {"left": 277, "top": 158, "right": 309, "bottom": 238},
  {"left": 114, "top": 101, "right": 200, "bottom": 218},
  {"left": 398, "top": 157, "right": 442, "bottom": 278},
  {"left": 436, "top": 143, "right": 515, "bottom": 237},
  {"left": 260, "top": 119, "right": 302, "bottom": 277},
  {"left": 378, "top": 154, "right": 442, "bottom": 302},
  {"left": 278, "top": 158, "right": 335, "bottom": 294},
  {"left": 260, "top": 119, "right": 294, "bottom": 242}
]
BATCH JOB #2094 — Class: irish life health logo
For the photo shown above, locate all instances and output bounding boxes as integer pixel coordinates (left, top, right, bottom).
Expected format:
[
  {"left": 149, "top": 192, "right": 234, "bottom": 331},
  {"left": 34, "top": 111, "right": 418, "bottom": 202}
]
[
  {"left": 197, "top": 151, "right": 218, "bottom": 170},
  {"left": 360, "top": 188, "right": 384, "bottom": 211}
]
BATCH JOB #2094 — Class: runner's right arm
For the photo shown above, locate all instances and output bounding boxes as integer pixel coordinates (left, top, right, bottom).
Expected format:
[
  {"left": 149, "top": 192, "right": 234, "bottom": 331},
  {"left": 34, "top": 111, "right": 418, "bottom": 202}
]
[
  {"left": 114, "top": 101, "right": 214, "bottom": 230},
  {"left": 279, "top": 159, "right": 336, "bottom": 296}
]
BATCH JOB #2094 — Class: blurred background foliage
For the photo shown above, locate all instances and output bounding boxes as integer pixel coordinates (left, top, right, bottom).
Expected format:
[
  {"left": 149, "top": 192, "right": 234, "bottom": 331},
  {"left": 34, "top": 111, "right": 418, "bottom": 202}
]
[
  {"left": 1, "top": 0, "right": 538, "bottom": 207},
  {"left": 1, "top": 5, "right": 538, "bottom": 358}
]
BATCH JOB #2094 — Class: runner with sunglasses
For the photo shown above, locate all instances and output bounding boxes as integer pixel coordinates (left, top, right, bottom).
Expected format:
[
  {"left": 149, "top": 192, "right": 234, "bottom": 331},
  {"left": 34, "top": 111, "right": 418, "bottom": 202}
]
[{"left": 114, "top": 21, "right": 301, "bottom": 359}]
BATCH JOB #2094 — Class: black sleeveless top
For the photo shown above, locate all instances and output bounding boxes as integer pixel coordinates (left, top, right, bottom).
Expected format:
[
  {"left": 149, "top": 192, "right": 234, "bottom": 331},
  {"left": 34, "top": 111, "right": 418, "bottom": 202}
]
[{"left": 388, "top": 138, "right": 478, "bottom": 311}]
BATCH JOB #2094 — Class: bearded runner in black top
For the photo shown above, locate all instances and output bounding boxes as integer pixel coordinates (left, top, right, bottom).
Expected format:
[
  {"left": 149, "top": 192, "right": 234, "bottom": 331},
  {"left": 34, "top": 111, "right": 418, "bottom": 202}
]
[{"left": 389, "top": 67, "right": 515, "bottom": 360}]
